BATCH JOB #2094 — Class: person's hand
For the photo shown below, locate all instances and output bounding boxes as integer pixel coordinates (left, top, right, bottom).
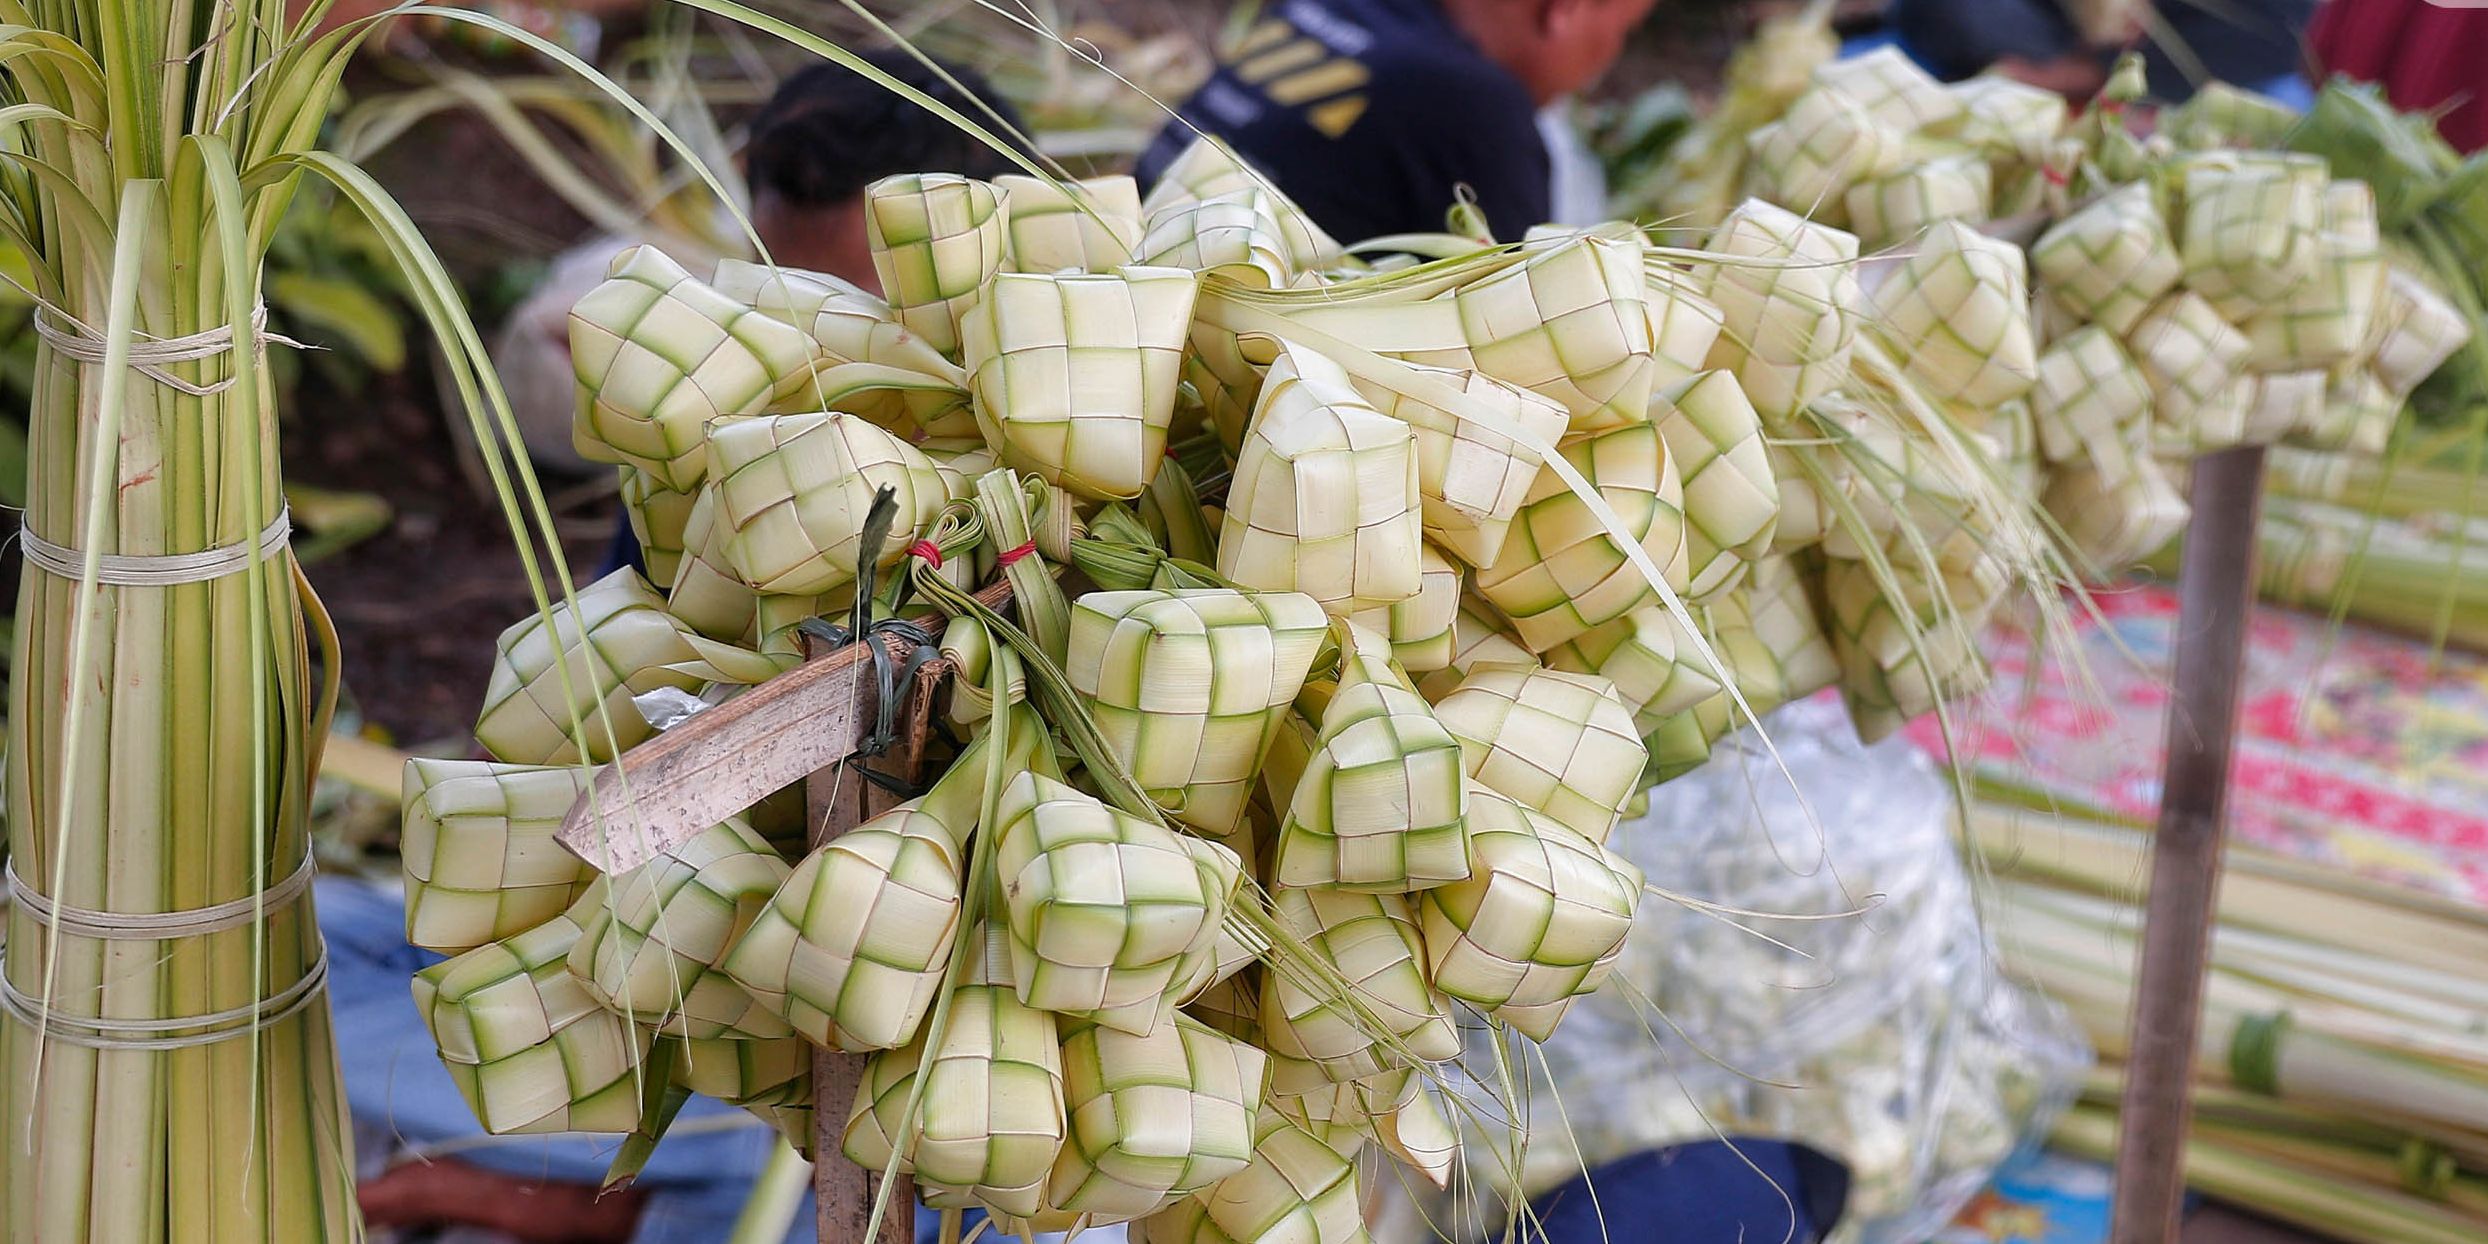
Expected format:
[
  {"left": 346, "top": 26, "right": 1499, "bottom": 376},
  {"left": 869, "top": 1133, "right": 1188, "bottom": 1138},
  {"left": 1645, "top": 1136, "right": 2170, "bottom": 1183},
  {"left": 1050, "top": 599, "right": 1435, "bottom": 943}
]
[{"left": 359, "top": 1156, "right": 647, "bottom": 1243}]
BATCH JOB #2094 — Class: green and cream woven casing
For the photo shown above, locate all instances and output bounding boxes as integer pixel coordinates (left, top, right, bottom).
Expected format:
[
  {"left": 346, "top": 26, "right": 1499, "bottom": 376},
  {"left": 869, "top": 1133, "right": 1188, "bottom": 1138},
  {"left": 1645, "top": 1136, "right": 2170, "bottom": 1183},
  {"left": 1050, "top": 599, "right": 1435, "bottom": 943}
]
[
  {"left": 710, "top": 259, "right": 975, "bottom": 440},
  {"left": 1048, "top": 1014, "right": 1269, "bottom": 1223},
  {"left": 1652, "top": 369, "right": 1780, "bottom": 599},
  {"left": 1067, "top": 587, "right": 1329, "bottom": 838},
  {"left": 1139, "top": 188, "right": 1325, "bottom": 290},
  {"left": 1844, "top": 155, "right": 1992, "bottom": 250},
  {"left": 2031, "top": 183, "right": 2183, "bottom": 336},
  {"left": 1417, "top": 784, "right": 1644, "bottom": 1039},
  {"left": 566, "top": 817, "right": 792, "bottom": 1039},
  {"left": 964, "top": 267, "right": 1200, "bottom": 501},
  {"left": 2175, "top": 151, "right": 2325, "bottom": 321},
  {"left": 474, "top": 568, "right": 782, "bottom": 765},
  {"left": 2368, "top": 266, "right": 2475, "bottom": 398},
  {"left": 1870, "top": 219, "right": 2039, "bottom": 409},
  {"left": 413, "top": 913, "right": 651, "bottom": 1135},
  {"left": 402, "top": 759, "right": 596, "bottom": 955},
  {"left": 1346, "top": 542, "right": 1462, "bottom": 674},
  {"left": 1475, "top": 419, "right": 1691, "bottom": 653},
  {"left": 1220, "top": 342, "right": 1426, "bottom": 615},
  {"left": 2126, "top": 290, "right": 2252, "bottom": 452},
  {"left": 1271, "top": 632, "right": 1471, "bottom": 892},
  {"left": 706, "top": 410, "right": 950, "bottom": 597},
  {"left": 2240, "top": 179, "right": 2386, "bottom": 372},
  {"left": 1129, "top": 1112, "right": 1367, "bottom": 1244},
  {"left": 1643, "top": 266, "right": 1729, "bottom": 387},
  {"left": 993, "top": 771, "right": 1243, "bottom": 1033},
  {"left": 1418, "top": 234, "right": 1659, "bottom": 434},
  {"left": 2045, "top": 458, "right": 2188, "bottom": 572},
  {"left": 1701, "top": 199, "right": 1864, "bottom": 419},
  {"left": 1000, "top": 174, "right": 1147, "bottom": 274},
  {"left": 1349, "top": 363, "right": 1569, "bottom": 570},
  {"left": 1746, "top": 86, "right": 1900, "bottom": 222},
  {"left": 619, "top": 466, "right": 699, "bottom": 589},
  {"left": 1819, "top": 547, "right": 1992, "bottom": 743},
  {"left": 845, "top": 924, "right": 1067, "bottom": 1218},
  {"left": 1260, "top": 886, "right": 1459, "bottom": 1086},
  {"left": 1545, "top": 605, "right": 1723, "bottom": 736},
  {"left": 1430, "top": 665, "right": 1646, "bottom": 845},
  {"left": 722, "top": 798, "right": 966, "bottom": 1052},
  {"left": 1812, "top": 44, "right": 1965, "bottom": 134},
  {"left": 1947, "top": 74, "right": 2067, "bottom": 168},
  {"left": 2031, "top": 325, "right": 2152, "bottom": 473},
  {"left": 570, "top": 245, "right": 820, "bottom": 491},
  {"left": 865, "top": 173, "right": 1010, "bottom": 357}
]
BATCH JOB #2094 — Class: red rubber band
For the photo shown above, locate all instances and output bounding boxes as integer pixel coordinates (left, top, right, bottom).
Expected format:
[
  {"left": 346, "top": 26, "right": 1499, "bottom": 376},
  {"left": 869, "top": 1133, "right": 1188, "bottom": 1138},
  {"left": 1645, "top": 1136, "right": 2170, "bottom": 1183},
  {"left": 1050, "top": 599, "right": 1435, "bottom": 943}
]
[
  {"left": 2043, "top": 165, "right": 2069, "bottom": 188},
  {"left": 907, "top": 540, "right": 943, "bottom": 570},
  {"left": 997, "top": 539, "right": 1038, "bottom": 568}
]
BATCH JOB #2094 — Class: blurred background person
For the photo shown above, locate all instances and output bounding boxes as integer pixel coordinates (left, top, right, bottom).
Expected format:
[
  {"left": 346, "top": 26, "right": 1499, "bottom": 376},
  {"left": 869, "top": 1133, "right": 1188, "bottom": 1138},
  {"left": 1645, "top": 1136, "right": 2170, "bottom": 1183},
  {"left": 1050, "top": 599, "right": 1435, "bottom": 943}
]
[
  {"left": 2311, "top": 0, "right": 2488, "bottom": 153},
  {"left": 1880, "top": 0, "right": 2316, "bottom": 104}
]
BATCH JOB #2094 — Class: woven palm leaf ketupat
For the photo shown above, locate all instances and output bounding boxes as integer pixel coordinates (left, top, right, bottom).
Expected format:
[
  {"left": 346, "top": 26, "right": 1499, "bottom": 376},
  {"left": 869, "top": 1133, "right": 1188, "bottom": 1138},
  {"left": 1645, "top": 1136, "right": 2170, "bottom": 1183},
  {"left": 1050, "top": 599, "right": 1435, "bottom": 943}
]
[
  {"left": 1219, "top": 341, "right": 1426, "bottom": 615},
  {"left": 1271, "top": 629, "right": 1471, "bottom": 892},
  {"left": 2240, "top": 179, "right": 2387, "bottom": 371},
  {"left": 1869, "top": 219, "right": 2040, "bottom": 411},
  {"left": 1416, "top": 785, "right": 1644, "bottom": 1037},
  {"left": 1429, "top": 665, "right": 1647, "bottom": 845},
  {"left": 619, "top": 466, "right": 700, "bottom": 589},
  {"left": 1066, "top": 587, "right": 1329, "bottom": 837},
  {"left": 473, "top": 568, "right": 785, "bottom": 765},
  {"left": 2031, "top": 183, "right": 2184, "bottom": 336},
  {"left": 2031, "top": 326, "right": 2153, "bottom": 470},
  {"left": 570, "top": 245, "right": 820, "bottom": 490},
  {"left": 999, "top": 174, "right": 1147, "bottom": 273},
  {"left": 1348, "top": 363, "right": 1570, "bottom": 570},
  {"left": 2175, "top": 151, "right": 2325, "bottom": 320},
  {"left": 1129, "top": 1112, "right": 1370, "bottom": 1244},
  {"left": 1745, "top": 86, "right": 1900, "bottom": 223},
  {"left": 1475, "top": 418, "right": 1690, "bottom": 653},
  {"left": 1138, "top": 136, "right": 1342, "bottom": 274},
  {"left": 2127, "top": 289, "right": 2253, "bottom": 452},
  {"left": 1948, "top": 75, "right": 2069, "bottom": 168},
  {"left": 846, "top": 924, "right": 1067, "bottom": 1218},
  {"left": 866, "top": 173, "right": 1010, "bottom": 357},
  {"left": 709, "top": 259, "right": 975, "bottom": 439},
  {"left": 706, "top": 409, "right": 950, "bottom": 596},
  {"left": 992, "top": 771, "right": 1243, "bottom": 1034},
  {"left": 1813, "top": 44, "right": 1966, "bottom": 135},
  {"left": 1138, "top": 189, "right": 1319, "bottom": 289},
  {"left": 2045, "top": 458, "right": 2190, "bottom": 571},
  {"left": 566, "top": 817, "right": 792, "bottom": 1039},
  {"left": 1641, "top": 266, "right": 1730, "bottom": 386},
  {"left": 1258, "top": 886, "right": 1458, "bottom": 1086},
  {"left": 965, "top": 267, "right": 1200, "bottom": 500},
  {"left": 1418, "top": 234, "right": 1660, "bottom": 434},
  {"left": 1545, "top": 606, "right": 1723, "bottom": 734},
  {"left": 1345, "top": 542, "right": 1462, "bottom": 673},
  {"left": 1844, "top": 154, "right": 1993, "bottom": 249},
  {"left": 1047, "top": 1014, "right": 1268, "bottom": 1223},
  {"left": 2367, "top": 267, "right": 2474, "bottom": 398},
  {"left": 1700, "top": 199, "right": 1863, "bottom": 419},
  {"left": 412, "top": 913, "right": 653, "bottom": 1136},
  {"left": 1651, "top": 368, "right": 1780, "bottom": 600},
  {"left": 400, "top": 760, "right": 596, "bottom": 954}
]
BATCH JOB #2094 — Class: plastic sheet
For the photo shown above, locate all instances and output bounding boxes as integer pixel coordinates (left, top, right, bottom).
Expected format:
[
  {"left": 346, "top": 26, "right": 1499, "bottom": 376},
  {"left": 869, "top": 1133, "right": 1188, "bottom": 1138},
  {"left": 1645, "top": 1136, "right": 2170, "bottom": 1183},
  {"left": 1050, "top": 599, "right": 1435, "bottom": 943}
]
[{"left": 1513, "top": 697, "right": 2090, "bottom": 1243}]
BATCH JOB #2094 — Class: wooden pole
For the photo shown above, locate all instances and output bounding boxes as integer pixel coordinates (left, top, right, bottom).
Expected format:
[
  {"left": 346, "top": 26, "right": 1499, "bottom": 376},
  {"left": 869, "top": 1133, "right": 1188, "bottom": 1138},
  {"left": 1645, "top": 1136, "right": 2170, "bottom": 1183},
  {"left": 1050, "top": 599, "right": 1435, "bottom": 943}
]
[
  {"left": 2109, "top": 444, "right": 2269, "bottom": 1244},
  {"left": 804, "top": 628, "right": 938, "bottom": 1244}
]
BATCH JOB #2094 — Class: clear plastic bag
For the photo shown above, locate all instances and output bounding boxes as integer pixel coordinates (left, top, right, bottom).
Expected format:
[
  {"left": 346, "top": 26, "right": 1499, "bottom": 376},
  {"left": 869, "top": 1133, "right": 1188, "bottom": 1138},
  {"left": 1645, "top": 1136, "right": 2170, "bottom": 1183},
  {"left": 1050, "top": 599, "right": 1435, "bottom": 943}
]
[{"left": 1517, "top": 696, "right": 2090, "bottom": 1243}]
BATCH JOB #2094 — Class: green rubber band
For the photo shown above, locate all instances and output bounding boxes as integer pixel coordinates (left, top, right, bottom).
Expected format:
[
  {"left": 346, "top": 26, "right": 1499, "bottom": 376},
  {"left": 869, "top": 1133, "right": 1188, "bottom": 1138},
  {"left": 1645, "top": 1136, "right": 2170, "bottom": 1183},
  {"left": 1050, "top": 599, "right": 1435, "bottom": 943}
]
[{"left": 2228, "top": 1009, "right": 2292, "bottom": 1095}]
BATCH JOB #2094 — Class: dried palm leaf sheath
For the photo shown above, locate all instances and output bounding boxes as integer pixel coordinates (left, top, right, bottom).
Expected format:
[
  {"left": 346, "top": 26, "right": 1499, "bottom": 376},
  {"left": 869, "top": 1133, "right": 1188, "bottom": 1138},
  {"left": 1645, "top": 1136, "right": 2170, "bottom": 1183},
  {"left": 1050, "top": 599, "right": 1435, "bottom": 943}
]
[
  {"left": 1813, "top": 44, "right": 1966, "bottom": 133},
  {"left": 1844, "top": 155, "right": 1992, "bottom": 249},
  {"left": 1700, "top": 199, "right": 1863, "bottom": 419},
  {"left": 473, "top": 568, "right": 781, "bottom": 764},
  {"left": 710, "top": 259, "right": 973, "bottom": 438},
  {"left": 2045, "top": 459, "right": 2188, "bottom": 572},
  {"left": 1948, "top": 75, "right": 2068, "bottom": 166},
  {"left": 866, "top": 173, "right": 1009, "bottom": 357},
  {"left": 706, "top": 410, "right": 948, "bottom": 596},
  {"left": 1260, "top": 886, "right": 1458, "bottom": 1086},
  {"left": 1431, "top": 665, "right": 1646, "bottom": 845},
  {"left": 993, "top": 770, "right": 1241, "bottom": 1033},
  {"left": 2176, "top": 152, "right": 2323, "bottom": 319},
  {"left": 1068, "top": 588, "right": 1328, "bottom": 837},
  {"left": 567, "top": 817, "right": 792, "bottom": 1039},
  {"left": 2368, "top": 267, "right": 2475, "bottom": 397},
  {"left": 413, "top": 914, "right": 651, "bottom": 1135},
  {"left": 570, "top": 245, "right": 819, "bottom": 490},
  {"left": 2031, "top": 183, "right": 2183, "bottom": 336},
  {"left": 1423, "top": 235, "right": 1658, "bottom": 433},
  {"left": 1219, "top": 343, "right": 1426, "bottom": 615},
  {"left": 1130, "top": 1113, "right": 1368, "bottom": 1244},
  {"left": 2240, "top": 180, "right": 2385, "bottom": 371},
  {"left": 1048, "top": 1014, "right": 1268, "bottom": 1222},
  {"left": 1746, "top": 86, "right": 1899, "bottom": 222},
  {"left": 1347, "top": 542, "right": 1461, "bottom": 674},
  {"left": 846, "top": 925, "right": 1066, "bottom": 1218},
  {"left": 722, "top": 804, "right": 964, "bottom": 1052},
  {"left": 1653, "top": 369, "right": 1780, "bottom": 599},
  {"left": 964, "top": 267, "right": 1200, "bottom": 501},
  {"left": 2127, "top": 290, "right": 2252, "bottom": 452},
  {"left": 1273, "top": 636, "right": 1469, "bottom": 892},
  {"left": 1350, "top": 364, "right": 1569, "bottom": 569},
  {"left": 1000, "top": 174, "right": 1147, "bottom": 273},
  {"left": 1418, "top": 785, "right": 1642, "bottom": 1038},
  {"left": 2031, "top": 325, "right": 2152, "bottom": 473},
  {"left": 1820, "top": 552, "right": 1991, "bottom": 744},
  {"left": 1547, "top": 606, "right": 1722, "bottom": 733},
  {"left": 1475, "top": 419, "right": 1690, "bottom": 653},
  {"left": 620, "top": 466, "right": 698, "bottom": 589},
  {"left": 401, "top": 759, "right": 596, "bottom": 954},
  {"left": 1643, "top": 267, "right": 1729, "bottom": 386},
  {"left": 1872, "top": 219, "right": 2040, "bottom": 409}
]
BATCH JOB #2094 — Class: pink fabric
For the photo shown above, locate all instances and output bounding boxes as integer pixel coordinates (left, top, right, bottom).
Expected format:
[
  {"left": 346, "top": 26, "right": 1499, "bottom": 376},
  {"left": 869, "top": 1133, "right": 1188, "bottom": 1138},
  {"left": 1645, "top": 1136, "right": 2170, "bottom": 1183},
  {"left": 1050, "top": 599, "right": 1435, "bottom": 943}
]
[{"left": 2311, "top": 0, "right": 2488, "bottom": 153}]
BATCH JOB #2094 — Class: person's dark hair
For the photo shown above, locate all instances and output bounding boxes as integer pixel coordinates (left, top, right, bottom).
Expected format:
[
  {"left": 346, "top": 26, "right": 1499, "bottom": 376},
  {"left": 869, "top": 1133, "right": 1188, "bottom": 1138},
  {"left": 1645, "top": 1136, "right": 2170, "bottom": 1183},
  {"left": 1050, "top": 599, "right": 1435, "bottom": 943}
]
[{"left": 746, "top": 49, "right": 1029, "bottom": 207}]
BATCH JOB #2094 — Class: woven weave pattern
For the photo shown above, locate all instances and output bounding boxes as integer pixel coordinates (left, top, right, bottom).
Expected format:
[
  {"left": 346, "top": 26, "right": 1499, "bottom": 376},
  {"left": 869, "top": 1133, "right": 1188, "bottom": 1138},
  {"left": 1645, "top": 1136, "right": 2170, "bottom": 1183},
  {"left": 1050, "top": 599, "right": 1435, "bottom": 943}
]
[
  {"left": 1813, "top": 45, "right": 1964, "bottom": 134},
  {"left": 1426, "top": 235, "right": 1658, "bottom": 434},
  {"left": 1344, "top": 542, "right": 1461, "bottom": 674},
  {"left": 475, "top": 569, "right": 722, "bottom": 765},
  {"left": 1653, "top": 369, "right": 1780, "bottom": 600},
  {"left": 1351, "top": 363, "right": 1568, "bottom": 570},
  {"left": 2177, "top": 153, "right": 2323, "bottom": 319},
  {"left": 1546, "top": 606, "right": 1722, "bottom": 735},
  {"left": 1845, "top": 155, "right": 1991, "bottom": 249},
  {"left": 1746, "top": 86, "right": 1898, "bottom": 222},
  {"left": 402, "top": 759, "right": 596, "bottom": 954},
  {"left": 1871, "top": 219, "right": 2038, "bottom": 409},
  {"left": 866, "top": 173, "right": 1009, "bottom": 357},
  {"left": 567, "top": 817, "right": 792, "bottom": 1040},
  {"left": 1128, "top": 1113, "right": 1366, "bottom": 1244},
  {"left": 2032, "top": 183, "right": 2183, "bottom": 336},
  {"left": 2127, "top": 290, "right": 2252, "bottom": 451},
  {"left": 2241, "top": 180, "right": 2385, "bottom": 371},
  {"left": 1417, "top": 785, "right": 1642, "bottom": 1033},
  {"left": 707, "top": 410, "right": 949, "bottom": 596},
  {"left": 1272, "top": 639, "right": 1470, "bottom": 892},
  {"left": 1476, "top": 420, "right": 1689, "bottom": 653},
  {"left": 1261, "top": 887, "right": 1457, "bottom": 1087},
  {"left": 1049, "top": 1015, "right": 1267, "bottom": 1222},
  {"left": 1000, "top": 174, "right": 1146, "bottom": 274},
  {"left": 1700, "top": 199, "right": 1862, "bottom": 418},
  {"left": 2369, "top": 267, "right": 2474, "bottom": 397},
  {"left": 619, "top": 466, "right": 698, "bottom": 589},
  {"left": 2032, "top": 325, "right": 2152, "bottom": 469},
  {"left": 1432, "top": 666, "right": 1646, "bottom": 845},
  {"left": 966, "top": 267, "right": 1199, "bottom": 501},
  {"left": 413, "top": 914, "right": 650, "bottom": 1135},
  {"left": 1220, "top": 343, "right": 1425, "bottom": 615}
]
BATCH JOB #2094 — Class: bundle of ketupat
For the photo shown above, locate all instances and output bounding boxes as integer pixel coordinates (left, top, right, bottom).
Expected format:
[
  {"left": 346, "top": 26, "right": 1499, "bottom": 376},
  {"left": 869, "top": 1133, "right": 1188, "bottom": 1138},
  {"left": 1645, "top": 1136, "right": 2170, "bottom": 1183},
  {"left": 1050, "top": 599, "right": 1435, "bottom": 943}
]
[{"left": 411, "top": 136, "right": 2085, "bottom": 1239}]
